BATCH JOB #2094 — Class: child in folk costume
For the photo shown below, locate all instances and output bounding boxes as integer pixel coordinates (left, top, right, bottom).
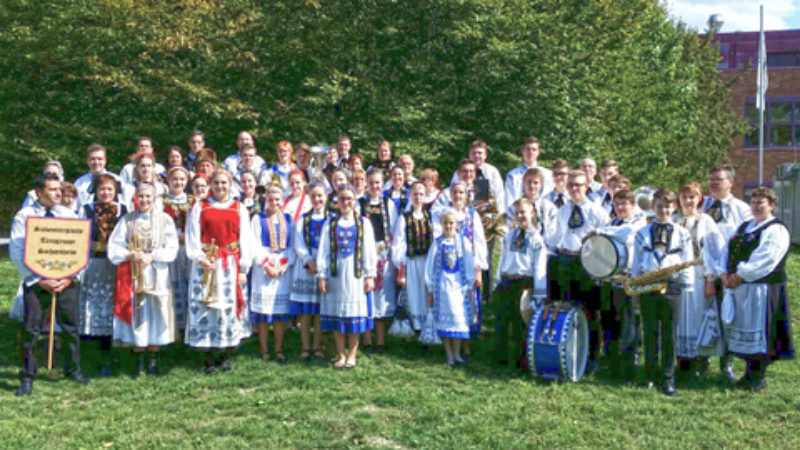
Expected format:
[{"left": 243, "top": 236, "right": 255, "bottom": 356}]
[
  {"left": 360, "top": 169, "right": 398, "bottom": 351},
  {"left": 291, "top": 182, "right": 329, "bottom": 360},
  {"left": 283, "top": 170, "right": 311, "bottom": 225},
  {"left": 78, "top": 174, "right": 128, "bottom": 375},
  {"left": 327, "top": 169, "right": 349, "bottom": 217},
  {"left": 384, "top": 165, "right": 409, "bottom": 213},
  {"left": 185, "top": 169, "right": 255, "bottom": 374},
  {"left": 491, "top": 198, "right": 548, "bottom": 366},
  {"left": 674, "top": 183, "right": 726, "bottom": 370},
  {"left": 631, "top": 188, "right": 694, "bottom": 396},
  {"left": 317, "top": 185, "right": 377, "bottom": 369},
  {"left": 251, "top": 186, "right": 295, "bottom": 363},
  {"left": 109, "top": 183, "right": 179, "bottom": 377},
  {"left": 425, "top": 209, "right": 476, "bottom": 366},
  {"left": 720, "top": 187, "right": 794, "bottom": 391},
  {"left": 161, "top": 166, "right": 193, "bottom": 332},
  {"left": 393, "top": 182, "right": 434, "bottom": 331},
  {"left": 238, "top": 170, "right": 264, "bottom": 219}
]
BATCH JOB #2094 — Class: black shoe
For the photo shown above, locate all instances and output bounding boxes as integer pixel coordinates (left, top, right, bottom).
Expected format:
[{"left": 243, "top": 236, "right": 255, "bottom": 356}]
[
  {"left": 69, "top": 370, "right": 90, "bottom": 386},
  {"left": 751, "top": 377, "right": 768, "bottom": 392},
  {"left": 722, "top": 360, "right": 736, "bottom": 383},
  {"left": 133, "top": 356, "right": 146, "bottom": 379},
  {"left": 663, "top": 379, "right": 679, "bottom": 397},
  {"left": 17, "top": 378, "right": 33, "bottom": 396},
  {"left": 204, "top": 364, "right": 216, "bottom": 375},
  {"left": 146, "top": 358, "right": 158, "bottom": 376}
]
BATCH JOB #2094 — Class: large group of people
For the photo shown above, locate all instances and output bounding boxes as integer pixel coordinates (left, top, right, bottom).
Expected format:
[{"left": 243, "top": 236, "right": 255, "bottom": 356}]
[{"left": 8, "top": 131, "right": 794, "bottom": 398}]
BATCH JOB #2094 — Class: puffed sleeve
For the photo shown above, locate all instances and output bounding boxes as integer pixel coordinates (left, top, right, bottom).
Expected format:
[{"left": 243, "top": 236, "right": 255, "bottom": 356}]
[
  {"left": 251, "top": 213, "right": 268, "bottom": 268},
  {"left": 676, "top": 229, "right": 695, "bottom": 292},
  {"left": 737, "top": 222, "right": 790, "bottom": 282},
  {"left": 107, "top": 216, "right": 131, "bottom": 266},
  {"left": 152, "top": 214, "right": 179, "bottom": 264},
  {"left": 237, "top": 201, "right": 254, "bottom": 272},
  {"left": 361, "top": 218, "right": 377, "bottom": 278},
  {"left": 391, "top": 214, "right": 407, "bottom": 268},
  {"left": 185, "top": 202, "right": 204, "bottom": 262},
  {"left": 316, "top": 221, "right": 331, "bottom": 279},
  {"left": 699, "top": 215, "right": 725, "bottom": 278},
  {"left": 424, "top": 239, "right": 440, "bottom": 292},
  {"left": 471, "top": 209, "right": 488, "bottom": 270},
  {"left": 294, "top": 217, "right": 313, "bottom": 267}
]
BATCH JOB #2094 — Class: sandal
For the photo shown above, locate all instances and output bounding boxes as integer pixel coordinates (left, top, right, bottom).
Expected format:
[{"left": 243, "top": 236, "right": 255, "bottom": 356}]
[
  {"left": 313, "top": 349, "right": 325, "bottom": 360},
  {"left": 274, "top": 352, "right": 288, "bottom": 364},
  {"left": 300, "top": 349, "right": 311, "bottom": 360},
  {"left": 260, "top": 352, "right": 271, "bottom": 363}
]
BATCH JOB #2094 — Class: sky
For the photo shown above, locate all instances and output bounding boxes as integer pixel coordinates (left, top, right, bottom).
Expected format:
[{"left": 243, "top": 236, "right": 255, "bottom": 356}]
[{"left": 662, "top": 0, "right": 800, "bottom": 32}]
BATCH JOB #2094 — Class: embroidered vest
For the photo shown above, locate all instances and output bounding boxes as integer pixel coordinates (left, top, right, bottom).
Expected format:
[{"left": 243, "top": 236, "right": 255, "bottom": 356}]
[{"left": 727, "top": 219, "right": 788, "bottom": 284}]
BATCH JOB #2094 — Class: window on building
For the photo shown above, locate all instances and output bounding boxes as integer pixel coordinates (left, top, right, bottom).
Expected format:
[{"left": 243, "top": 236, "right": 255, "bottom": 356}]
[
  {"left": 766, "top": 52, "right": 798, "bottom": 67},
  {"left": 744, "top": 98, "right": 800, "bottom": 148}
]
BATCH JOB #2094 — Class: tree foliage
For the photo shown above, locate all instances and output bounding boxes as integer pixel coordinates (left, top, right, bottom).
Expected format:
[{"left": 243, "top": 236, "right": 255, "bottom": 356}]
[{"left": 0, "top": 0, "right": 742, "bottom": 226}]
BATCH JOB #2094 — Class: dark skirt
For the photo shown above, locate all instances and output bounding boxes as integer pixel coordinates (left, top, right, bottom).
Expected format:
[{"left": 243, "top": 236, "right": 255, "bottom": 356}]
[{"left": 766, "top": 282, "right": 795, "bottom": 361}]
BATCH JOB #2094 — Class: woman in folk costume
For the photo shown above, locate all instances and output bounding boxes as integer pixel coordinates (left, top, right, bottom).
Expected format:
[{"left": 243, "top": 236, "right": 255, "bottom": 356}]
[
  {"left": 425, "top": 209, "right": 476, "bottom": 366},
  {"left": 190, "top": 173, "right": 210, "bottom": 204},
  {"left": 238, "top": 170, "right": 264, "bottom": 219},
  {"left": 109, "top": 182, "right": 179, "bottom": 377},
  {"left": 360, "top": 169, "right": 398, "bottom": 351},
  {"left": 327, "top": 168, "right": 349, "bottom": 217},
  {"left": 250, "top": 186, "right": 295, "bottom": 363},
  {"left": 131, "top": 152, "right": 166, "bottom": 210},
  {"left": 161, "top": 166, "right": 193, "bottom": 332},
  {"left": 673, "top": 183, "right": 726, "bottom": 368},
  {"left": 317, "top": 184, "right": 377, "bottom": 369},
  {"left": 270, "top": 140, "right": 299, "bottom": 191},
  {"left": 185, "top": 168, "right": 255, "bottom": 374},
  {"left": 283, "top": 169, "right": 311, "bottom": 225},
  {"left": 77, "top": 174, "right": 128, "bottom": 375},
  {"left": 433, "top": 181, "right": 487, "bottom": 355},
  {"left": 291, "top": 182, "right": 330, "bottom": 360},
  {"left": 720, "top": 187, "right": 794, "bottom": 391},
  {"left": 392, "top": 182, "right": 434, "bottom": 331}
]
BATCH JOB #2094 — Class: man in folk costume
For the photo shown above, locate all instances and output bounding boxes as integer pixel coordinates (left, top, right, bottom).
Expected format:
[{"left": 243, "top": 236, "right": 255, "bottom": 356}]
[
  {"left": 702, "top": 165, "right": 753, "bottom": 382},
  {"left": 504, "top": 137, "right": 554, "bottom": 208},
  {"left": 109, "top": 183, "right": 179, "bottom": 377},
  {"left": 720, "top": 187, "right": 794, "bottom": 391},
  {"left": 588, "top": 159, "right": 619, "bottom": 215},
  {"left": 580, "top": 157, "right": 603, "bottom": 194},
  {"left": 185, "top": 168, "right": 255, "bottom": 374},
  {"left": 551, "top": 170, "right": 609, "bottom": 372},
  {"left": 223, "top": 130, "right": 266, "bottom": 175},
  {"left": 10, "top": 173, "right": 89, "bottom": 395}
]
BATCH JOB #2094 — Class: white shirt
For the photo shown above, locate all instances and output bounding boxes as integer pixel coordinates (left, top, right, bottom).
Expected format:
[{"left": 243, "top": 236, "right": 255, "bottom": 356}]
[
  {"left": 223, "top": 152, "right": 267, "bottom": 175},
  {"left": 496, "top": 227, "right": 548, "bottom": 301},
  {"left": 504, "top": 163, "right": 553, "bottom": 210},
  {"left": 120, "top": 162, "right": 167, "bottom": 186},
  {"left": 552, "top": 199, "right": 609, "bottom": 253},
  {"left": 720, "top": 217, "right": 790, "bottom": 282},
  {"left": 701, "top": 194, "right": 753, "bottom": 242},
  {"left": 506, "top": 197, "right": 559, "bottom": 255},
  {"left": 631, "top": 220, "right": 694, "bottom": 291}
]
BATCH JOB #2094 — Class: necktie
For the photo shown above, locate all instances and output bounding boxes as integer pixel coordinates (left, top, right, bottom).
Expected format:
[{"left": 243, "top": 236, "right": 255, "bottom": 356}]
[
  {"left": 44, "top": 208, "right": 55, "bottom": 218},
  {"left": 653, "top": 223, "right": 671, "bottom": 246},
  {"left": 554, "top": 193, "right": 565, "bottom": 208},
  {"left": 611, "top": 217, "right": 623, "bottom": 226},
  {"left": 707, "top": 199, "right": 724, "bottom": 223},
  {"left": 568, "top": 205, "right": 584, "bottom": 229}
]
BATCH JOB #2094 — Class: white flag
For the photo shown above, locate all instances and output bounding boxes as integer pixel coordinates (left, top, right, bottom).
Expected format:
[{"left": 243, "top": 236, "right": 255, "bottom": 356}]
[{"left": 756, "top": 13, "right": 768, "bottom": 111}]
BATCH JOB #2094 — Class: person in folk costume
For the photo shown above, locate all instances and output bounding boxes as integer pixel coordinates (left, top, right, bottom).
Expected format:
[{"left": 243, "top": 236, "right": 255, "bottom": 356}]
[
  {"left": 22, "top": 160, "right": 65, "bottom": 208},
  {"left": 720, "top": 187, "right": 794, "bottom": 391},
  {"left": 550, "top": 170, "right": 609, "bottom": 372},
  {"left": 129, "top": 152, "right": 166, "bottom": 211},
  {"left": 159, "top": 145, "right": 193, "bottom": 185},
  {"left": 541, "top": 159, "right": 570, "bottom": 210},
  {"left": 120, "top": 137, "right": 167, "bottom": 186},
  {"left": 393, "top": 182, "right": 435, "bottom": 332},
  {"left": 223, "top": 131, "right": 267, "bottom": 176},
  {"left": 589, "top": 189, "right": 646, "bottom": 380},
  {"left": 327, "top": 168, "right": 349, "bottom": 217},
  {"left": 185, "top": 168, "right": 255, "bottom": 374},
  {"left": 425, "top": 209, "right": 476, "bottom": 366},
  {"left": 631, "top": 188, "right": 695, "bottom": 396},
  {"left": 419, "top": 168, "right": 441, "bottom": 211},
  {"left": 190, "top": 173, "right": 210, "bottom": 204},
  {"left": 384, "top": 165, "right": 409, "bottom": 214},
  {"left": 673, "top": 183, "right": 726, "bottom": 375},
  {"left": 109, "top": 182, "right": 179, "bottom": 377},
  {"left": 503, "top": 136, "right": 554, "bottom": 209},
  {"left": 267, "top": 140, "right": 298, "bottom": 191},
  {"left": 161, "top": 166, "right": 193, "bottom": 333},
  {"left": 360, "top": 169, "right": 399, "bottom": 351},
  {"left": 322, "top": 146, "right": 340, "bottom": 185},
  {"left": 231, "top": 144, "right": 270, "bottom": 198},
  {"left": 11, "top": 174, "right": 89, "bottom": 395},
  {"left": 580, "top": 157, "right": 603, "bottom": 194},
  {"left": 250, "top": 186, "right": 296, "bottom": 363},
  {"left": 351, "top": 168, "right": 368, "bottom": 200},
  {"left": 491, "top": 198, "right": 547, "bottom": 367},
  {"left": 75, "top": 143, "right": 125, "bottom": 210},
  {"left": 336, "top": 135, "right": 354, "bottom": 168},
  {"left": 317, "top": 184, "right": 378, "bottom": 369},
  {"left": 238, "top": 170, "right": 265, "bottom": 219},
  {"left": 193, "top": 148, "right": 218, "bottom": 178},
  {"left": 432, "top": 180, "right": 487, "bottom": 357},
  {"left": 348, "top": 154, "right": 366, "bottom": 175},
  {"left": 508, "top": 168, "right": 559, "bottom": 300},
  {"left": 703, "top": 165, "right": 753, "bottom": 381},
  {"left": 77, "top": 173, "right": 128, "bottom": 376},
  {"left": 588, "top": 159, "right": 619, "bottom": 215},
  {"left": 291, "top": 182, "right": 330, "bottom": 360},
  {"left": 283, "top": 169, "right": 311, "bottom": 225},
  {"left": 367, "top": 140, "right": 395, "bottom": 183},
  {"left": 294, "top": 142, "right": 315, "bottom": 185}
]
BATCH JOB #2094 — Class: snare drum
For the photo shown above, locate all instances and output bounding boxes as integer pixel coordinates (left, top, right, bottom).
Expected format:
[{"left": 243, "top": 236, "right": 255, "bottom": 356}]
[
  {"left": 526, "top": 303, "right": 588, "bottom": 382},
  {"left": 580, "top": 234, "right": 628, "bottom": 279}
]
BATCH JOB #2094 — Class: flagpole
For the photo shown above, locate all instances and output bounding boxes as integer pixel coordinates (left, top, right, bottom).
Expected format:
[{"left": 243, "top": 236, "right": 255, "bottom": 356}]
[{"left": 758, "top": 4, "right": 765, "bottom": 186}]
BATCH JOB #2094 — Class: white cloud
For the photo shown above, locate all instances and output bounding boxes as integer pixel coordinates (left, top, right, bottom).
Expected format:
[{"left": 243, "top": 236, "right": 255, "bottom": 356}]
[{"left": 662, "top": 0, "right": 798, "bottom": 32}]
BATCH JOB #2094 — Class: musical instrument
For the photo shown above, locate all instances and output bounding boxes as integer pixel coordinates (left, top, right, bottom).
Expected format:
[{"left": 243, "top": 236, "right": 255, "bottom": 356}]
[
  {"left": 129, "top": 221, "right": 153, "bottom": 294},
  {"left": 623, "top": 256, "right": 703, "bottom": 296},
  {"left": 202, "top": 239, "right": 218, "bottom": 305},
  {"left": 580, "top": 234, "right": 628, "bottom": 279},
  {"left": 633, "top": 186, "right": 657, "bottom": 219},
  {"left": 526, "top": 302, "right": 589, "bottom": 382},
  {"left": 308, "top": 145, "right": 330, "bottom": 184},
  {"left": 470, "top": 180, "right": 507, "bottom": 242}
]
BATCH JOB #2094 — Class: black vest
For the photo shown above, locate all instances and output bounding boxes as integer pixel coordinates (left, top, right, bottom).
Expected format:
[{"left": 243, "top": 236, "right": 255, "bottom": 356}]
[{"left": 727, "top": 219, "right": 788, "bottom": 284}]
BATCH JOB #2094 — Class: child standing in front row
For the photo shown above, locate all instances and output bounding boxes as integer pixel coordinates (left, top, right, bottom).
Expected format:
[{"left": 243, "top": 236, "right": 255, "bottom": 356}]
[
  {"left": 492, "top": 198, "right": 548, "bottom": 366},
  {"left": 425, "top": 209, "right": 476, "bottom": 366}
]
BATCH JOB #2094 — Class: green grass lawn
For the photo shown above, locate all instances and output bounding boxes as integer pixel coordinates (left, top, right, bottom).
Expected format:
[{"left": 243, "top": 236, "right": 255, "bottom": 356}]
[{"left": 1, "top": 253, "right": 799, "bottom": 448}]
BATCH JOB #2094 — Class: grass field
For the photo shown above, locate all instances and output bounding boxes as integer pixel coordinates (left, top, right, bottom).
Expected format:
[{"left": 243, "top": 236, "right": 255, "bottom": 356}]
[{"left": 0, "top": 252, "right": 799, "bottom": 448}]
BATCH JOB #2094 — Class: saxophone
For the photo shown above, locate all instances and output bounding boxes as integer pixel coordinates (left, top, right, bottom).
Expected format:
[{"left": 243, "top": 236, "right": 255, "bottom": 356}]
[
  {"left": 471, "top": 183, "right": 507, "bottom": 243},
  {"left": 202, "top": 239, "right": 219, "bottom": 305},
  {"left": 623, "top": 256, "right": 703, "bottom": 297}
]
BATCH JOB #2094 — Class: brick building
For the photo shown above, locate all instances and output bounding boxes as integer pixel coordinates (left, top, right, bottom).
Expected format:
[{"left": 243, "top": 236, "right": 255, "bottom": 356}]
[{"left": 714, "top": 29, "right": 800, "bottom": 198}]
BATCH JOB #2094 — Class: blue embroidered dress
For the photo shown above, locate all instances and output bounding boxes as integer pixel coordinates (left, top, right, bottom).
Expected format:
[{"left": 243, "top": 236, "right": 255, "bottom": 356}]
[
  {"left": 425, "top": 235, "right": 476, "bottom": 339},
  {"left": 290, "top": 210, "right": 328, "bottom": 315},
  {"left": 250, "top": 212, "right": 295, "bottom": 323}
]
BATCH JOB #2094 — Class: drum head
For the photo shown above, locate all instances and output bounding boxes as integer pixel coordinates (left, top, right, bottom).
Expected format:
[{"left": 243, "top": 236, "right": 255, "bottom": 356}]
[
  {"left": 564, "top": 308, "right": 589, "bottom": 382},
  {"left": 581, "top": 235, "right": 620, "bottom": 279}
]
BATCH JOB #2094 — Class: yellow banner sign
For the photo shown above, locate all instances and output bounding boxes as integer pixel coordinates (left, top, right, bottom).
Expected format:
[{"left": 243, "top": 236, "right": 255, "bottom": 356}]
[{"left": 24, "top": 217, "right": 92, "bottom": 280}]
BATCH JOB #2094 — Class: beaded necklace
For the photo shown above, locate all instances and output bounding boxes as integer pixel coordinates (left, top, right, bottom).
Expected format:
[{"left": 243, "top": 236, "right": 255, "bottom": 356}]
[
  {"left": 404, "top": 209, "right": 432, "bottom": 257},
  {"left": 262, "top": 211, "right": 289, "bottom": 252}
]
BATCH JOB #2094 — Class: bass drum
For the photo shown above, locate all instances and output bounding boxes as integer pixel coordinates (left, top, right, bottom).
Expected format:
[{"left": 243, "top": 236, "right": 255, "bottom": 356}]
[
  {"left": 580, "top": 234, "right": 628, "bottom": 279},
  {"left": 526, "top": 303, "right": 588, "bottom": 382}
]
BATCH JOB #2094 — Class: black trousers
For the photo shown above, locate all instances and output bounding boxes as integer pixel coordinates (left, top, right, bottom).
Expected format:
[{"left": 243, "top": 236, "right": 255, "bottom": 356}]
[
  {"left": 640, "top": 294, "right": 676, "bottom": 382},
  {"left": 22, "top": 281, "right": 82, "bottom": 377}
]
